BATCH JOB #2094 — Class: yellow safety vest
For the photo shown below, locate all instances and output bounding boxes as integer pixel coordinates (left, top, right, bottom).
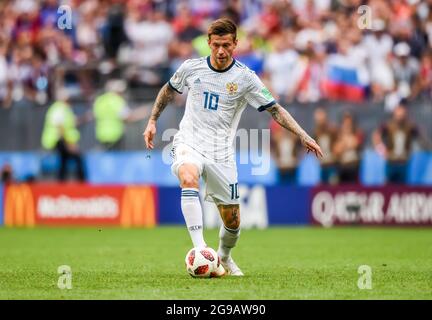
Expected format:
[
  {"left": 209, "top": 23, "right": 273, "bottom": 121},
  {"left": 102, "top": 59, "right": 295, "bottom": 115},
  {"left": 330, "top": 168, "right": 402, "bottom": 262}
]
[
  {"left": 41, "top": 101, "right": 80, "bottom": 150},
  {"left": 93, "top": 92, "right": 126, "bottom": 144}
]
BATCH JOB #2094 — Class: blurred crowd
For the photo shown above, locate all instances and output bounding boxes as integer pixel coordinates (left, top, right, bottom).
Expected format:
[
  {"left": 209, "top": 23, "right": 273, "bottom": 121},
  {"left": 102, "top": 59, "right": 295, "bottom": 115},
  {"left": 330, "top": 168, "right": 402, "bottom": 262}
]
[
  {"left": 1, "top": 0, "right": 432, "bottom": 109},
  {"left": 270, "top": 99, "right": 431, "bottom": 185}
]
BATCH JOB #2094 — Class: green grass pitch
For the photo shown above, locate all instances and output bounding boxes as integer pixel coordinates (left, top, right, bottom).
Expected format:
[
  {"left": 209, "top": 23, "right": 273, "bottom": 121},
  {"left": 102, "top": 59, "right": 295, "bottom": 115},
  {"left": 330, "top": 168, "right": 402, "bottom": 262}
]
[{"left": 0, "top": 226, "right": 431, "bottom": 299}]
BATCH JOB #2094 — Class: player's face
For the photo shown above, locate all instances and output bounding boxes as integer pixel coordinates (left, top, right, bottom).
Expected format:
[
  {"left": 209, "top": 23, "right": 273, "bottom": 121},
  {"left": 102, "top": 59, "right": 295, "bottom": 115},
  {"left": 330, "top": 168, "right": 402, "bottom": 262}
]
[{"left": 208, "top": 34, "right": 238, "bottom": 68}]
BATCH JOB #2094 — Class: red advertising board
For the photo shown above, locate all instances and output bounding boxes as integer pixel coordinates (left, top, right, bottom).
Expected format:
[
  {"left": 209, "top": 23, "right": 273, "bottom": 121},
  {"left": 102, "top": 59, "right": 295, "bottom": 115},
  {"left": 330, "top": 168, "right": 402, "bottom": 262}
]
[
  {"left": 4, "top": 183, "right": 157, "bottom": 227},
  {"left": 311, "top": 186, "right": 432, "bottom": 226}
]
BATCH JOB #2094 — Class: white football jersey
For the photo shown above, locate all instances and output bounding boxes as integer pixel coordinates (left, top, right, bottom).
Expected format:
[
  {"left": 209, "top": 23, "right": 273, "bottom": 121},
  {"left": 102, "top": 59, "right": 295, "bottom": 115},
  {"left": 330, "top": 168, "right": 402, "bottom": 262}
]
[{"left": 169, "top": 56, "right": 276, "bottom": 163}]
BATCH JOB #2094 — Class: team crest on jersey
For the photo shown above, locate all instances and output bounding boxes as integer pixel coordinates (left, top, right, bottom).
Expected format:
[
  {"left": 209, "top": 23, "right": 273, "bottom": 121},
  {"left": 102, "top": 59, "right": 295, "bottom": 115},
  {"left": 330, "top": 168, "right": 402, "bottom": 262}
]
[{"left": 226, "top": 82, "right": 238, "bottom": 95}]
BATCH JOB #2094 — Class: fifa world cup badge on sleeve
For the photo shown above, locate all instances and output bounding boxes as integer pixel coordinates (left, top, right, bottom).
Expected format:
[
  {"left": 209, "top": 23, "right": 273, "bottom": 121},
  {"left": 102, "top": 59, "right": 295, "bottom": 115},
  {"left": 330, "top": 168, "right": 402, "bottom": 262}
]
[{"left": 261, "top": 87, "right": 274, "bottom": 100}]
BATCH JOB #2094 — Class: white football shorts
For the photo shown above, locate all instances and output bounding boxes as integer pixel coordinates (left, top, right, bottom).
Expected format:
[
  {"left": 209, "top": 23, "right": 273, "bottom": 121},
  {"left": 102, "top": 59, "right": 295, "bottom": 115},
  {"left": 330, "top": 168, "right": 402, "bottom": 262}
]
[{"left": 171, "top": 143, "right": 239, "bottom": 205}]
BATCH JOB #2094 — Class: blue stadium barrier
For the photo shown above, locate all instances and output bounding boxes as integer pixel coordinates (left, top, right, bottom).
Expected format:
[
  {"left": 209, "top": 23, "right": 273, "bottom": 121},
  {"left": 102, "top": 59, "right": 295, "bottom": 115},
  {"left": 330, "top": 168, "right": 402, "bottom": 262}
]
[
  {"left": 0, "top": 152, "right": 40, "bottom": 181},
  {"left": 265, "top": 186, "right": 310, "bottom": 225},
  {"left": 158, "top": 187, "right": 183, "bottom": 224},
  {"left": 86, "top": 151, "right": 278, "bottom": 186},
  {"left": 0, "top": 184, "right": 3, "bottom": 226},
  {"left": 40, "top": 152, "right": 89, "bottom": 178},
  {"left": 236, "top": 150, "right": 277, "bottom": 185},
  {"left": 407, "top": 152, "right": 432, "bottom": 185},
  {"left": 40, "top": 153, "right": 60, "bottom": 175},
  {"left": 297, "top": 154, "right": 321, "bottom": 186},
  {"left": 157, "top": 185, "right": 311, "bottom": 226},
  {"left": 85, "top": 151, "right": 178, "bottom": 185},
  {"left": 360, "top": 149, "right": 386, "bottom": 185},
  {"left": 0, "top": 151, "right": 431, "bottom": 186}
]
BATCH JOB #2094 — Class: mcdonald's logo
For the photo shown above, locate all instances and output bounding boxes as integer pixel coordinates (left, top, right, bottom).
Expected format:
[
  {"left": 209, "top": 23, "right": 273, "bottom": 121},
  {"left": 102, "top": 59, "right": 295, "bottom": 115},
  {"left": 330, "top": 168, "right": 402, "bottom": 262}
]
[
  {"left": 4, "top": 184, "right": 35, "bottom": 227},
  {"left": 121, "top": 186, "right": 156, "bottom": 227}
]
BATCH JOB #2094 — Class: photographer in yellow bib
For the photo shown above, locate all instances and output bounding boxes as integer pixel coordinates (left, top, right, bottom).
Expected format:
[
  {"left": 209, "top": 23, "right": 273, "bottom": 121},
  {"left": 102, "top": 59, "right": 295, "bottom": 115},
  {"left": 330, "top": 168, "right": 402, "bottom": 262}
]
[
  {"left": 41, "top": 89, "right": 86, "bottom": 182},
  {"left": 93, "top": 79, "right": 150, "bottom": 150}
]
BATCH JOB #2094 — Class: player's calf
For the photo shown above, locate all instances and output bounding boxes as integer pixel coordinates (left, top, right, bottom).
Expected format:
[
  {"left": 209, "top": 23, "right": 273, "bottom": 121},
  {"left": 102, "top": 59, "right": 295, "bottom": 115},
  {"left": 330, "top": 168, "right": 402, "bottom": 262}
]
[
  {"left": 216, "top": 204, "right": 243, "bottom": 275},
  {"left": 217, "top": 205, "right": 241, "bottom": 255},
  {"left": 218, "top": 204, "right": 240, "bottom": 230},
  {"left": 178, "top": 163, "right": 205, "bottom": 247}
]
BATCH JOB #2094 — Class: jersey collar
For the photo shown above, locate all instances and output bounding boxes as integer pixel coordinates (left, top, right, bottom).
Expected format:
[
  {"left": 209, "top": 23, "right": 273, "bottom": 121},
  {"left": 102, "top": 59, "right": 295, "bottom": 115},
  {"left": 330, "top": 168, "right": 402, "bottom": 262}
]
[{"left": 206, "top": 56, "right": 236, "bottom": 73}]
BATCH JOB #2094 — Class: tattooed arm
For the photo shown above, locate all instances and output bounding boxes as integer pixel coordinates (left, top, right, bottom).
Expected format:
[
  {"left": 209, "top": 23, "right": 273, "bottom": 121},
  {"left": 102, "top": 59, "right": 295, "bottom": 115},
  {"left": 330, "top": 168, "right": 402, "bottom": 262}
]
[
  {"left": 267, "top": 103, "right": 323, "bottom": 158},
  {"left": 143, "top": 83, "right": 176, "bottom": 149}
]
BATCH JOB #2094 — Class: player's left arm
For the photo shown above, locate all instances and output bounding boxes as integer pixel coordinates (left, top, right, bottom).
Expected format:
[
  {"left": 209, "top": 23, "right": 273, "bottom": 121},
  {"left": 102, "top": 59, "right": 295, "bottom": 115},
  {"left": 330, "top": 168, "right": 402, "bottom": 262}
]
[{"left": 267, "top": 103, "right": 324, "bottom": 158}]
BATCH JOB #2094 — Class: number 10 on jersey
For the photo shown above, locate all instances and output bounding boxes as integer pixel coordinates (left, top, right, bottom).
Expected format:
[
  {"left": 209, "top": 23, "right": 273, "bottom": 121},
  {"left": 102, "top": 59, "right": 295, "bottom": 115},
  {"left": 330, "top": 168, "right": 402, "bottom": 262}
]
[{"left": 203, "top": 91, "right": 219, "bottom": 110}]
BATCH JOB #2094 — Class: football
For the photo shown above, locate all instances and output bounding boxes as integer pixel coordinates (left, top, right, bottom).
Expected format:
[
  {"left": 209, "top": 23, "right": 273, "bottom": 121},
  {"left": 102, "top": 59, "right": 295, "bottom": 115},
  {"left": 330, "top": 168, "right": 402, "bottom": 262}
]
[{"left": 185, "top": 247, "right": 220, "bottom": 278}]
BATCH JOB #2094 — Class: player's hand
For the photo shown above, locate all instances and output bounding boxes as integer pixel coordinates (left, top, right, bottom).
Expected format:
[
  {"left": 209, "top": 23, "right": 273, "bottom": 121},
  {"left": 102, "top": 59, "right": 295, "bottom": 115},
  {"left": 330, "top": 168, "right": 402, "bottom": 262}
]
[
  {"left": 301, "top": 135, "right": 323, "bottom": 158},
  {"left": 143, "top": 120, "right": 156, "bottom": 149}
]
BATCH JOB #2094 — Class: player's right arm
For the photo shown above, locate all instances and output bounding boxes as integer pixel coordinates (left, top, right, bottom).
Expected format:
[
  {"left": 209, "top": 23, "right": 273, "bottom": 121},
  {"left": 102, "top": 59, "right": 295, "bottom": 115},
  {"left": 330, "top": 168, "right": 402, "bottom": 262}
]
[
  {"left": 143, "top": 84, "right": 176, "bottom": 149},
  {"left": 143, "top": 60, "right": 190, "bottom": 149}
]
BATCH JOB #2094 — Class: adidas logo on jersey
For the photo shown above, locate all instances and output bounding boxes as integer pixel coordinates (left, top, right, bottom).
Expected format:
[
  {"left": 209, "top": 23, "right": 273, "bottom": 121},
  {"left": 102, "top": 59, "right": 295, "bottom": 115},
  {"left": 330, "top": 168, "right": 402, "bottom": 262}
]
[{"left": 194, "top": 78, "right": 201, "bottom": 84}]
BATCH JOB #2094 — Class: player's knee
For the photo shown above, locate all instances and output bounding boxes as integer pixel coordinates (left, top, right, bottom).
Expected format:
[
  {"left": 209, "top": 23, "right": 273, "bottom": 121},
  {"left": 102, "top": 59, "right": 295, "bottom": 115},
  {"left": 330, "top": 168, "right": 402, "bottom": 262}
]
[
  {"left": 178, "top": 165, "right": 199, "bottom": 188},
  {"left": 179, "top": 172, "right": 199, "bottom": 188}
]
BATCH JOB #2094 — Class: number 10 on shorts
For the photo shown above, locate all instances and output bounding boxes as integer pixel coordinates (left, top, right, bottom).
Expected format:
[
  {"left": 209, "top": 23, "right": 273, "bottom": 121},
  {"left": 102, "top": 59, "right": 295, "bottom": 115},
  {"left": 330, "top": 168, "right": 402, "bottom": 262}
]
[{"left": 230, "top": 183, "right": 239, "bottom": 200}]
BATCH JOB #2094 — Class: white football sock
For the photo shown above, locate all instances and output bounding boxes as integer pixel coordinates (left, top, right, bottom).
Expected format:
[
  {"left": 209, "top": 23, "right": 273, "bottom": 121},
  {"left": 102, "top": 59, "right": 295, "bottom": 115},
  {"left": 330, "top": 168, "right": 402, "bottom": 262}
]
[
  {"left": 217, "top": 224, "right": 240, "bottom": 258},
  {"left": 181, "top": 188, "right": 206, "bottom": 248}
]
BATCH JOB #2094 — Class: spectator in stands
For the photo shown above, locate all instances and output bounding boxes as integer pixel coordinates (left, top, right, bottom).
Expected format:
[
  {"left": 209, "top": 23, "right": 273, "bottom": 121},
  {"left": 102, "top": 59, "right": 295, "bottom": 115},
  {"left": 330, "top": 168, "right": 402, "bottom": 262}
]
[
  {"left": 363, "top": 19, "right": 394, "bottom": 102},
  {"left": 7, "top": 43, "right": 34, "bottom": 106},
  {"left": 391, "top": 42, "right": 420, "bottom": 100},
  {"left": 28, "top": 49, "right": 49, "bottom": 105},
  {"left": 235, "top": 33, "right": 264, "bottom": 75},
  {"left": 124, "top": 3, "right": 174, "bottom": 86},
  {"left": 41, "top": 89, "right": 86, "bottom": 182},
  {"left": 0, "top": 40, "right": 10, "bottom": 108},
  {"left": 413, "top": 50, "right": 432, "bottom": 99},
  {"left": 169, "top": 2, "right": 202, "bottom": 67},
  {"left": 172, "top": 3, "right": 200, "bottom": 36},
  {"left": 75, "top": 0, "right": 102, "bottom": 62},
  {"left": 269, "top": 118, "right": 302, "bottom": 185},
  {"left": 313, "top": 108, "right": 338, "bottom": 184},
  {"left": 263, "top": 31, "right": 299, "bottom": 102},
  {"left": 295, "top": 40, "right": 327, "bottom": 103},
  {"left": 333, "top": 112, "right": 363, "bottom": 184},
  {"left": 101, "top": 1, "right": 127, "bottom": 66},
  {"left": 12, "top": 0, "right": 41, "bottom": 44},
  {"left": 39, "top": 0, "right": 58, "bottom": 27},
  {"left": 373, "top": 101, "right": 424, "bottom": 184}
]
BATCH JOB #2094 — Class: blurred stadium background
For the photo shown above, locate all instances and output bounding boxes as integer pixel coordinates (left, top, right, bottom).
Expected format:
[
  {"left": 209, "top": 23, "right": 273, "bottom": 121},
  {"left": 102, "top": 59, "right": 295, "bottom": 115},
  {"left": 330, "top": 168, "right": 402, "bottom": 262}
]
[
  {"left": 0, "top": 0, "right": 431, "bottom": 228},
  {"left": 0, "top": 0, "right": 432, "bottom": 300}
]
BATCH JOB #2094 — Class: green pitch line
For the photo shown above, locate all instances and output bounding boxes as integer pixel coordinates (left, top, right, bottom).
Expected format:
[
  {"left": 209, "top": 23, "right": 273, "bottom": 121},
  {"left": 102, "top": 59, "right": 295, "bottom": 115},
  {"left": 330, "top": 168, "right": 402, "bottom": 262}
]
[{"left": 0, "top": 226, "right": 431, "bottom": 299}]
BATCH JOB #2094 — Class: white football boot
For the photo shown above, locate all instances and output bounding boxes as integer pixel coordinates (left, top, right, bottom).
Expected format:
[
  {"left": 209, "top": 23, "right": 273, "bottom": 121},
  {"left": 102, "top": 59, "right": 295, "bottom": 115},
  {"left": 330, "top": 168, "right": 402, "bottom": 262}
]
[
  {"left": 220, "top": 256, "right": 244, "bottom": 276},
  {"left": 211, "top": 262, "right": 226, "bottom": 277}
]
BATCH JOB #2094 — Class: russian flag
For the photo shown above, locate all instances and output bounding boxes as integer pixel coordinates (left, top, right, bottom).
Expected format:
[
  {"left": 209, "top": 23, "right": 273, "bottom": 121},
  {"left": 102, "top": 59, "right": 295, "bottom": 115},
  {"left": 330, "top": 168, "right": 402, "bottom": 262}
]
[{"left": 322, "top": 55, "right": 366, "bottom": 102}]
